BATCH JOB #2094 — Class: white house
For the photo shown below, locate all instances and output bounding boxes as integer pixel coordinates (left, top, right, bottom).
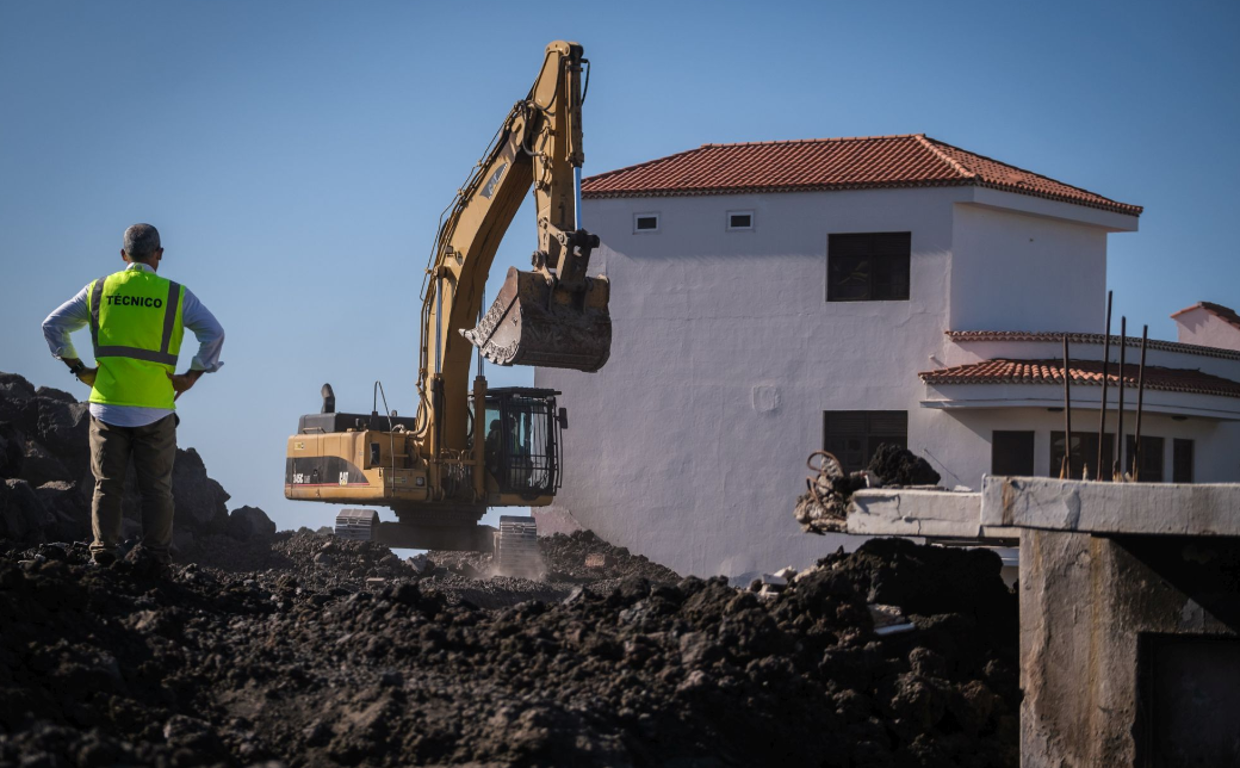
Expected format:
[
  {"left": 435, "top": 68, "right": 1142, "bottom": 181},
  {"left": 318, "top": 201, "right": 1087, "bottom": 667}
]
[{"left": 535, "top": 134, "right": 1240, "bottom": 578}]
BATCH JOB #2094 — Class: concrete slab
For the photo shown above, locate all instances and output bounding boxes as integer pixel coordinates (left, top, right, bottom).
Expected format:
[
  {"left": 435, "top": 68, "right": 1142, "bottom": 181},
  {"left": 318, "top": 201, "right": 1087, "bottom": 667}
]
[
  {"left": 982, "top": 476, "right": 1240, "bottom": 537},
  {"left": 848, "top": 489, "right": 1012, "bottom": 539}
]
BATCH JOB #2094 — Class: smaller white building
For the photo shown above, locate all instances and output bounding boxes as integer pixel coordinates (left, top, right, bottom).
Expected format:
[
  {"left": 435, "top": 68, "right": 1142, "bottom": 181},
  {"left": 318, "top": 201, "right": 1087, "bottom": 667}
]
[
  {"left": 1172, "top": 301, "right": 1240, "bottom": 352},
  {"left": 536, "top": 134, "right": 1240, "bottom": 578}
]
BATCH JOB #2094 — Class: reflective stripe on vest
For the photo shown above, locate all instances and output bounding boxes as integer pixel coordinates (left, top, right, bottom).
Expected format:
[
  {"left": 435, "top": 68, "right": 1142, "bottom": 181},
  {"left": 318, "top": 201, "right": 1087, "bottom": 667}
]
[
  {"left": 89, "top": 275, "right": 182, "bottom": 365},
  {"left": 87, "top": 270, "right": 187, "bottom": 409}
]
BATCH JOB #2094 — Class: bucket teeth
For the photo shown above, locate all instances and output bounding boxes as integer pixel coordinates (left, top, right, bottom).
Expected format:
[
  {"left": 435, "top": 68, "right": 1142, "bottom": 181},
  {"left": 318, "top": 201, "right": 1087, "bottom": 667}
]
[{"left": 463, "top": 267, "right": 611, "bottom": 373}]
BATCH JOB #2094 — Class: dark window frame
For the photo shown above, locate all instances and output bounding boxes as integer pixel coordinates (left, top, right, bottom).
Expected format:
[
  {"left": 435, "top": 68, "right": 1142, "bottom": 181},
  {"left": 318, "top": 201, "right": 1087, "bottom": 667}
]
[
  {"left": 1125, "top": 435, "right": 1165, "bottom": 483},
  {"left": 1051, "top": 431, "right": 1114, "bottom": 480},
  {"left": 827, "top": 232, "right": 911, "bottom": 302},
  {"left": 992, "top": 430, "right": 1035, "bottom": 476},
  {"left": 1173, "top": 439, "right": 1194, "bottom": 484},
  {"left": 823, "top": 410, "right": 908, "bottom": 473}
]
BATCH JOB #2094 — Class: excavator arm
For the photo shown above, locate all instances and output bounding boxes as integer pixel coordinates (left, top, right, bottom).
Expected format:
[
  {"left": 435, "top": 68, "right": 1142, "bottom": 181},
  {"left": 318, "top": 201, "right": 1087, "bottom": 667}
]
[{"left": 420, "top": 40, "right": 610, "bottom": 459}]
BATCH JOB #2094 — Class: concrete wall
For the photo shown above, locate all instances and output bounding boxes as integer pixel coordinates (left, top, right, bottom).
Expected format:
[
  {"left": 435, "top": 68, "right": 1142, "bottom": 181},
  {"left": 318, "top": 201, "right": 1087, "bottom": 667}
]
[
  {"left": 949, "top": 203, "right": 1108, "bottom": 333},
  {"left": 1020, "top": 530, "right": 1240, "bottom": 766},
  {"left": 1174, "top": 306, "right": 1240, "bottom": 351}
]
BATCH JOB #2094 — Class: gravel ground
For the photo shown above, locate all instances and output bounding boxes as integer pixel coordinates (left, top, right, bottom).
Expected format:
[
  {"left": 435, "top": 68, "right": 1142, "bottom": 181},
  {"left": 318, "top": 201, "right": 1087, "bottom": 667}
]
[{"left": 0, "top": 531, "right": 1019, "bottom": 768}]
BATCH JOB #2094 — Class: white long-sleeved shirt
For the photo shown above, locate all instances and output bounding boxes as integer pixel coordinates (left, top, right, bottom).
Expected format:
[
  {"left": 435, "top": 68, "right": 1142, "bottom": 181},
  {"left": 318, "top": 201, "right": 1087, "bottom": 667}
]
[{"left": 42, "top": 262, "right": 225, "bottom": 427}]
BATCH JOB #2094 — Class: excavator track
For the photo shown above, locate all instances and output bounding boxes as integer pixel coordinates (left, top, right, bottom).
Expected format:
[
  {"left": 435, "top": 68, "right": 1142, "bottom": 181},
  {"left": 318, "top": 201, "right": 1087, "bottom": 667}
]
[
  {"left": 495, "top": 515, "right": 541, "bottom": 579},
  {"left": 334, "top": 508, "right": 379, "bottom": 541}
]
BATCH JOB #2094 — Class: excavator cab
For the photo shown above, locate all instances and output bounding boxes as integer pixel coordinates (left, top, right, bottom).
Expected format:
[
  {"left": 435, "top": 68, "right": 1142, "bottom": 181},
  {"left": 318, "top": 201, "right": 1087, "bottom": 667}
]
[{"left": 478, "top": 387, "right": 565, "bottom": 499}]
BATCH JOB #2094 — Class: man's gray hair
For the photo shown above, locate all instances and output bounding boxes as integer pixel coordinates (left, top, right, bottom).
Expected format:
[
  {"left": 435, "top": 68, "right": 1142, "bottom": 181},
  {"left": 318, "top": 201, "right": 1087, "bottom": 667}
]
[{"left": 123, "top": 223, "right": 161, "bottom": 258}]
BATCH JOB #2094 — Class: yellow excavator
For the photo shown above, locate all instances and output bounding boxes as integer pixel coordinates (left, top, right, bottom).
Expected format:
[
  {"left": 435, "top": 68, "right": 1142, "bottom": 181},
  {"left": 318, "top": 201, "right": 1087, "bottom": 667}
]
[{"left": 284, "top": 41, "right": 610, "bottom": 573}]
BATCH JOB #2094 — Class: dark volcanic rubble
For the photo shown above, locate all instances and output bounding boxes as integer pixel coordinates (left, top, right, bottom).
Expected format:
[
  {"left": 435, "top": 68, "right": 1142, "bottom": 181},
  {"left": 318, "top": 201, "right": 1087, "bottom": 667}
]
[
  {"left": 0, "top": 371, "right": 272, "bottom": 556},
  {"left": 0, "top": 372, "right": 1020, "bottom": 767},
  {"left": 0, "top": 534, "right": 1019, "bottom": 768}
]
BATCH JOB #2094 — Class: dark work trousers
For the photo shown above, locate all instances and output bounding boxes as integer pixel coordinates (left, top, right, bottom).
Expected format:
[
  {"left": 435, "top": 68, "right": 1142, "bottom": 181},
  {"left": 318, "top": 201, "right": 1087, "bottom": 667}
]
[{"left": 89, "top": 414, "right": 177, "bottom": 563}]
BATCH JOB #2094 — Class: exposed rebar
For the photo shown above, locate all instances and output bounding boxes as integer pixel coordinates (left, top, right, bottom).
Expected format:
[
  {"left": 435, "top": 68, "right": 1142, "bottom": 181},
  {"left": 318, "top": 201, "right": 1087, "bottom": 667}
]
[
  {"left": 1097, "top": 291, "right": 1112, "bottom": 481},
  {"left": 1134, "top": 325, "right": 1149, "bottom": 481},
  {"left": 1062, "top": 335, "right": 1072, "bottom": 479},
  {"left": 1116, "top": 317, "right": 1127, "bottom": 481}
]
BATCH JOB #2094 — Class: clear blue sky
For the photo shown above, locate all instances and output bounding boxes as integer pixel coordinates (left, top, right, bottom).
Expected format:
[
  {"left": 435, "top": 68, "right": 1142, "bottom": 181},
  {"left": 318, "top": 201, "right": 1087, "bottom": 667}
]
[{"left": 2, "top": 1, "right": 1237, "bottom": 532}]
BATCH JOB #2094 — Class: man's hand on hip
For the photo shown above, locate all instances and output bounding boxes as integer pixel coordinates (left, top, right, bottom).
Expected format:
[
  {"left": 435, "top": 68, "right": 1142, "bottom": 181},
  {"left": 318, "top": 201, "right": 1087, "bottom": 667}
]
[
  {"left": 63, "top": 358, "right": 97, "bottom": 387},
  {"left": 167, "top": 370, "right": 204, "bottom": 400}
]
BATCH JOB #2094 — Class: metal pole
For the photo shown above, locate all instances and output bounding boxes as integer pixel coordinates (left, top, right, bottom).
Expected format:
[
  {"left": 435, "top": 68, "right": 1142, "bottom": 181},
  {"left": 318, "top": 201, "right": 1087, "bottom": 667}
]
[
  {"left": 1098, "top": 291, "right": 1112, "bottom": 481},
  {"left": 1134, "top": 325, "right": 1149, "bottom": 481},
  {"left": 1116, "top": 317, "right": 1127, "bottom": 481},
  {"left": 1063, "top": 335, "right": 1073, "bottom": 479}
]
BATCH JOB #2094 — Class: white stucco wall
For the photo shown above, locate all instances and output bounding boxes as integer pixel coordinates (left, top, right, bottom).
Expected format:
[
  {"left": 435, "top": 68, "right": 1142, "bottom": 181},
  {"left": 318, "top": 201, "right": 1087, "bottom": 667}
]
[
  {"left": 1174, "top": 307, "right": 1240, "bottom": 352},
  {"left": 949, "top": 203, "right": 1109, "bottom": 333}
]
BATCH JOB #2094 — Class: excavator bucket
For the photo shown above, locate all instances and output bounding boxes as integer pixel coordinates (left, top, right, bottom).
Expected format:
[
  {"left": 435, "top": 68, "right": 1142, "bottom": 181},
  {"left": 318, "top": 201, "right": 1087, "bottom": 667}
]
[{"left": 463, "top": 267, "right": 611, "bottom": 373}]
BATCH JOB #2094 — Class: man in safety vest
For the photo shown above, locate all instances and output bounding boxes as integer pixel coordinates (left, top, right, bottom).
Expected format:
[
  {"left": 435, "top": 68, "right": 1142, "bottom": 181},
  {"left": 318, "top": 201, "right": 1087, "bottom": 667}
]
[{"left": 42, "top": 224, "right": 225, "bottom": 569}]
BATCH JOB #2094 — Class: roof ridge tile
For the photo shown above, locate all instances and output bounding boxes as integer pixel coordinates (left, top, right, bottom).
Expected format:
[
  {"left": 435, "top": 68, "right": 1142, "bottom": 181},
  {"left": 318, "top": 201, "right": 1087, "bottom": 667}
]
[
  {"left": 700, "top": 134, "right": 923, "bottom": 148},
  {"left": 914, "top": 134, "right": 975, "bottom": 180},
  {"left": 920, "top": 136, "right": 1137, "bottom": 210}
]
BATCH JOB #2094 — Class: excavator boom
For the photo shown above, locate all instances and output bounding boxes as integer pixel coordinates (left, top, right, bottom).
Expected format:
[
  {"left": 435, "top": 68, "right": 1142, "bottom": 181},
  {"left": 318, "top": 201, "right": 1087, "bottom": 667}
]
[{"left": 284, "top": 42, "right": 611, "bottom": 563}]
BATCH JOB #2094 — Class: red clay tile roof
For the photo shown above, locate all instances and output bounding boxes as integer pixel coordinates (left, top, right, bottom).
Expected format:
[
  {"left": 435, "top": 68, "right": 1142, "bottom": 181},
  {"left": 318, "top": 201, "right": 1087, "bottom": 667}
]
[
  {"left": 582, "top": 134, "right": 1142, "bottom": 216},
  {"left": 1171, "top": 301, "right": 1240, "bottom": 333},
  {"left": 945, "top": 330, "right": 1240, "bottom": 362},
  {"left": 920, "top": 359, "right": 1240, "bottom": 399}
]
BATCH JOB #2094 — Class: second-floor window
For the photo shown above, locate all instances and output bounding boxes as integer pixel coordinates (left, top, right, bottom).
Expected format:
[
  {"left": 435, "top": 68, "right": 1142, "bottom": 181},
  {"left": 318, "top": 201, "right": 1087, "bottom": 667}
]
[{"left": 827, "top": 232, "right": 911, "bottom": 302}]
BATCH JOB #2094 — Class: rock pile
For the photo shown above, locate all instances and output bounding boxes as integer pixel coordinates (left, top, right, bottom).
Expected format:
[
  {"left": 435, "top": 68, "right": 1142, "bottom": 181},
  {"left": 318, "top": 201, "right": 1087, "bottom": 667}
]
[
  {"left": 867, "top": 443, "right": 941, "bottom": 487},
  {"left": 0, "top": 371, "right": 275, "bottom": 555},
  {"left": 0, "top": 530, "right": 1019, "bottom": 767}
]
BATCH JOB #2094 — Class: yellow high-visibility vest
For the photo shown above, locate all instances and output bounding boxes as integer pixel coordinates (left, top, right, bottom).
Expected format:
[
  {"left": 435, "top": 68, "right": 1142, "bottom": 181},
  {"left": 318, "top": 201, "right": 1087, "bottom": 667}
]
[{"left": 86, "top": 269, "right": 186, "bottom": 409}]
